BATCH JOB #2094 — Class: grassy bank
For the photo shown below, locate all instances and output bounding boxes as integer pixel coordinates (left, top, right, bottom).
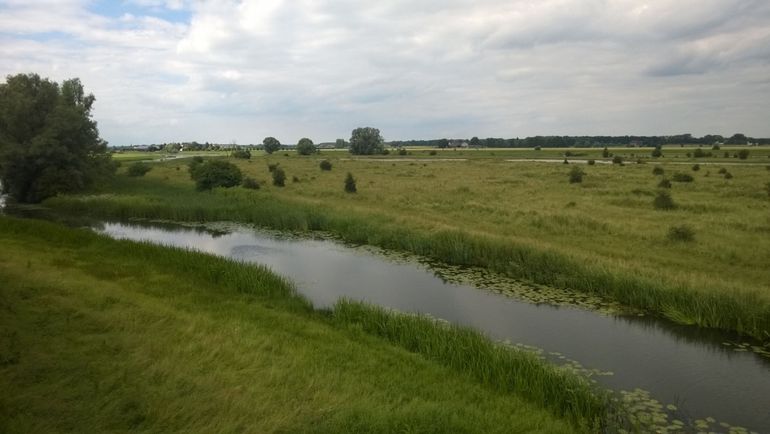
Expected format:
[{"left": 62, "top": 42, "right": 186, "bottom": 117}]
[
  {"left": 44, "top": 151, "right": 770, "bottom": 340},
  {"left": 0, "top": 216, "right": 611, "bottom": 433}
]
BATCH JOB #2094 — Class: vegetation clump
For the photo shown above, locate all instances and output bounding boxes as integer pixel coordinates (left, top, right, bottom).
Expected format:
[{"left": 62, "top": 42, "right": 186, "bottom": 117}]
[
  {"left": 263, "top": 137, "right": 281, "bottom": 154},
  {"left": 272, "top": 167, "right": 286, "bottom": 187},
  {"left": 587, "top": 159, "right": 595, "bottom": 165},
  {"left": 612, "top": 155, "right": 623, "bottom": 165},
  {"left": 344, "top": 172, "right": 357, "bottom": 193},
  {"left": 0, "top": 73, "right": 114, "bottom": 203},
  {"left": 737, "top": 149, "right": 750, "bottom": 160},
  {"left": 691, "top": 164, "right": 700, "bottom": 172},
  {"left": 296, "top": 138, "right": 316, "bottom": 155},
  {"left": 657, "top": 178, "right": 672, "bottom": 188},
  {"left": 267, "top": 163, "right": 279, "bottom": 172},
  {"left": 319, "top": 160, "right": 333, "bottom": 171},
  {"left": 242, "top": 177, "right": 260, "bottom": 190},
  {"left": 127, "top": 162, "right": 152, "bottom": 177},
  {"left": 349, "top": 127, "right": 384, "bottom": 155},
  {"left": 568, "top": 166, "right": 584, "bottom": 183},
  {"left": 652, "top": 166, "right": 664, "bottom": 176},
  {"left": 398, "top": 148, "right": 407, "bottom": 156},
  {"left": 718, "top": 167, "right": 728, "bottom": 174},
  {"left": 653, "top": 191, "right": 676, "bottom": 210},
  {"left": 667, "top": 225, "right": 695, "bottom": 242},
  {"left": 724, "top": 171, "right": 733, "bottom": 180},
  {"left": 231, "top": 149, "right": 251, "bottom": 159},
  {"left": 672, "top": 173, "right": 694, "bottom": 182},
  {"left": 189, "top": 160, "right": 243, "bottom": 191}
]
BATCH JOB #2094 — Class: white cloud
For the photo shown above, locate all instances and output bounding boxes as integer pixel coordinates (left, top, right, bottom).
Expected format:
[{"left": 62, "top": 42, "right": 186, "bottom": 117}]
[{"left": 1, "top": 0, "right": 769, "bottom": 145}]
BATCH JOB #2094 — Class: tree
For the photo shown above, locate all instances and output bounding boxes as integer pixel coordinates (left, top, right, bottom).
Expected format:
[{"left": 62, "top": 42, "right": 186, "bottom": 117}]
[
  {"left": 469, "top": 136, "right": 481, "bottom": 148},
  {"left": 335, "top": 138, "right": 348, "bottom": 148},
  {"left": 263, "top": 136, "right": 281, "bottom": 154},
  {"left": 726, "top": 133, "right": 747, "bottom": 145},
  {"left": 437, "top": 138, "right": 449, "bottom": 149},
  {"left": 189, "top": 160, "right": 242, "bottom": 191},
  {"left": 349, "top": 127, "right": 384, "bottom": 155},
  {"left": 0, "top": 73, "right": 114, "bottom": 203},
  {"left": 296, "top": 137, "right": 316, "bottom": 155}
]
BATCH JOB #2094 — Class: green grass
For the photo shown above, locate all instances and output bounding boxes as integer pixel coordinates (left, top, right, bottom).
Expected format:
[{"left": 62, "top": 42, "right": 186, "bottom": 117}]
[
  {"left": 43, "top": 150, "right": 770, "bottom": 340},
  {"left": 0, "top": 216, "right": 611, "bottom": 433}
]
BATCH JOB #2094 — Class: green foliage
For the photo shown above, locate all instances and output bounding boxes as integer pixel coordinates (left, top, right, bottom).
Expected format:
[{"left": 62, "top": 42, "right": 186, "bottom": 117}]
[
  {"left": 296, "top": 138, "right": 316, "bottom": 155},
  {"left": 657, "top": 178, "right": 672, "bottom": 189},
  {"left": 319, "top": 160, "right": 332, "bottom": 171},
  {"left": 242, "top": 177, "right": 260, "bottom": 190},
  {"left": 344, "top": 172, "right": 357, "bottom": 193},
  {"left": 724, "top": 171, "right": 733, "bottom": 180},
  {"left": 602, "top": 147, "right": 611, "bottom": 158},
  {"left": 263, "top": 137, "right": 281, "bottom": 154},
  {"left": 651, "top": 147, "right": 662, "bottom": 158},
  {"left": 667, "top": 225, "right": 695, "bottom": 242},
  {"left": 587, "top": 159, "right": 595, "bottom": 165},
  {"left": 126, "top": 162, "right": 152, "bottom": 177},
  {"left": 231, "top": 149, "right": 251, "bottom": 159},
  {"left": 692, "top": 164, "right": 700, "bottom": 172},
  {"left": 612, "top": 155, "right": 623, "bottom": 165},
  {"left": 718, "top": 167, "right": 728, "bottom": 174},
  {"left": 349, "top": 127, "right": 384, "bottom": 155},
  {"left": 429, "top": 150, "right": 437, "bottom": 156},
  {"left": 272, "top": 167, "right": 286, "bottom": 187},
  {"left": 652, "top": 166, "right": 664, "bottom": 176},
  {"left": 189, "top": 160, "right": 243, "bottom": 191},
  {"left": 653, "top": 191, "right": 676, "bottom": 210},
  {"left": 0, "top": 73, "right": 114, "bottom": 203},
  {"left": 562, "top": 158, "right": 569, "bottom": 164},
  {"left": 737, "top": 149, "right": 750, "bottom": 160},
  {"left": 398, "top": 148, "right": 407, "bottom": 156},
  {"left": 268, "top": 163, "right": 279, "bottom": 172},
  {"left": 568, "top": 166, "right": 584, "bottom": 183},
  {"left": 765, "top": 182, "right": 770, "bottom": 197},
  {"left": 672, "top": 173, "right": 694, "bottom": 182}
]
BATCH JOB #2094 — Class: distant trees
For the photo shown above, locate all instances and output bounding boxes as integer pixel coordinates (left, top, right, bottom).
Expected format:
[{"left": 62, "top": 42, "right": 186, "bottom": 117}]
[
  {"left": 726, "top": 133, "right": 748, "bottom": 145},
  {"left": 189, "top": 160, "right": 242, "bottom": 191},
  {"left": 0, "top": 73, "right": 114, "bottom": 203},
  {"left": 469, "top": 137, "right": 481, "bottom": 148},
  {"left": 335, "top": 138, "right": 348, "bottom": 148},
  {"left": 296, "top": 137, "right": 316, "bottom": 155},
  {"left": 263, "top": 137, "right": 281, "bottom": 154},
  {"left": 349, "top": 127, "right": 384, "bottom": 155},
  {"left": 437, "top": 138, "right": 449, "bottom": 149}
]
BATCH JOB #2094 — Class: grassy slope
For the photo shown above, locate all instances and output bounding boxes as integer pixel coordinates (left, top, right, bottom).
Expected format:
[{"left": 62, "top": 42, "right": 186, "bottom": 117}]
[
  {"left": 0, "top": 217, "right": 604, "bottom": 433},
  {"left": 45, "top": 149, "right": 770, "bottom": 339}
]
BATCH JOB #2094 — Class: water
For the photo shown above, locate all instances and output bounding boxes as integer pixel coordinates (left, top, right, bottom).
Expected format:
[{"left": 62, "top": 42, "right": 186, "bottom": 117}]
[{"left": 3, "top": 210, "right": 769, "bottom": 432}]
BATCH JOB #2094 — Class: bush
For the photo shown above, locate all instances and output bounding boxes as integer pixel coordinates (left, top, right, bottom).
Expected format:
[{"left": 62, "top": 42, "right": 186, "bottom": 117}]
[
  {"left": 737, "top": 149, "right": 750, "bottom": 160},
  {"left": 723, "top": 152, "right": 730, "bottom": 158},
  {"left": 672, "top": 173, "right": 694, "bottom": 182},
  {"left": 190, "top": 156, "right": 204, "bottom": 164},
  {"left": 292, "top": 175, "right": 300, "bottom": 183},
  {"left": 272, "top": 167, "right": 286, "bottom": 187},
  {"left": 717, "top": 167, "right": 727, "bottom": 174},
  {"left": 568, "top": 166, "right": 584, "bottom": 183},
  {"left": 587, "top": 159, "right": 595, "bottom": 165},
  {"left": 126, "top": 162, "right": 152, "bottom": 177},
  {"left": 602, "top": 147, "right": 611, "bottom": 158},
  {"left": 242, "top": 177, "right": 260, "bottom": 190},
  {"left": 189, "top": 160, "right": 242, "bottom": 191},
  {"left": 398, "top": 148, "right": 407, "bottom": 156},
  {"left": 712, "top": 144, "right": 720, "bottom": 150},
  {"left": 612, "top": 155, "right": 623, "bottom": 165},
  {"left": 534, "top": 146, "right": 541, "bottom": 151},
  {"left": 765, "top": 182, "right": 770, "bottom": 197},
  {"left": 653, "top": 190, "right": 676, "bottom": 210},
  {"left": 344, "top": 172, "right": 357, "bottom": 193},
  {"left": 429, "top": 150, "right": 437, "bottom": 156},
  {"left": 268, "top": 163, "right": 279, "bottom": 172},
  {"left": 667, "top": 225, "right": 695, "bottom": 242},
  {"left": 231, "top": 149, "right": 251, "bottom": 159},
  {"left": 319, "top": 160, "right": 333, "bottom": 171},
  {"left": 693, "top": 148, "right": 708, "bottom": 158},
  {"left": 657, "top": 178, "right": 672, "bottom": 188},
  {"left": 563, "top": 158, "right": 569, "bottom": 164},
  {"left": 651, "top": 147, "right": 663, "bottom": 158},
  {"left": 692, "top": 164, "right": 700, "bottom": 172},
  {"left": 724, "top": 171, "right": 733, "bottom": 179},
  {"left": 652, "top": 166, "right": 664, "bottom": 176},
  {"left": 296, "top": 138, "right": 316, "bottom": 155}
]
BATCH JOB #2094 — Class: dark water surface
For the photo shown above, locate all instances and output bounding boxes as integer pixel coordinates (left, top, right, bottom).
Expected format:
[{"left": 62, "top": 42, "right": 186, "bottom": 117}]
[{"left": 3, "top": 208, "right": 769, "bottom": 432}]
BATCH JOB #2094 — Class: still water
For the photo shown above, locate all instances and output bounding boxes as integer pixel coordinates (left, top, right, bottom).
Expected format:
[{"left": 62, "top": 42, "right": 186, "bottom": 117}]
[{"left": 3, "top": 206, "right": 769, "bottom": 432}]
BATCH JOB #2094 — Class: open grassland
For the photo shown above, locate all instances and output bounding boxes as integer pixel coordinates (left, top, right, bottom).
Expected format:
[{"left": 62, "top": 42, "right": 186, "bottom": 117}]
[
  {"left": 0, "top": 216, "right": 611, "bottom": 433},
  {"left": 45, "top": 148, "right": 770, "bottom": 340}
]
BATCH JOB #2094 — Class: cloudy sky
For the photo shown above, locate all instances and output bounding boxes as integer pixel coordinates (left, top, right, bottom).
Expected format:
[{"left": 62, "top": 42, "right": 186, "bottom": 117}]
[{"left": 1, "top": 0, "right": 769, "bottom": 145}]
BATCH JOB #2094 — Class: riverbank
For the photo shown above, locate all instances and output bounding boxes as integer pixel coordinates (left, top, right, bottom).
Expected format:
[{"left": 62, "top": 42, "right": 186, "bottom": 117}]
[
  {"left": 43, "top": 154, "right": 770, "bottom": 340},
  {"left": 0, "top": 216, "right": 610, "bottom": 433}
]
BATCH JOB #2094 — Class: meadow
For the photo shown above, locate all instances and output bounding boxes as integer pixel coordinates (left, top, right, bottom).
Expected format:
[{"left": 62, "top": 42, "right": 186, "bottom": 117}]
[
  {"left": 45, "top": 146, "right": 770, "bottom": 340},
  {"left": 0, "top": 216, "right": 610, "bottom": 433}
]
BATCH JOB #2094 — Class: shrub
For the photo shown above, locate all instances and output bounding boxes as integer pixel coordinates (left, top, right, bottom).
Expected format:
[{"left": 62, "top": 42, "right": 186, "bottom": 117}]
[
  {"left": 692, "top": 164, "right": 700, "bottom": 172},
  {"left": 429, "top": 150, "right": 437, "bottom": 156},
  {"left": 268, "top": 163, "right": 279, "bottom": 172},
  {"left": 602, "top": 147, "right": 611, "bottom": 158},
  {"left": 657, "top": 178, "right": 672, "bottom": 188},
  {"left": 319, "top": 160, "right": 333, "bottom": 171},
  {"left": 292, "top": 175, "right": 300, "bottom": 183},
  {"left": 717, "top": 167, "right": 727, "bottom": 174},
  {"left": 568, "top": 166, "right": 584, "bottom": 183},
  {"left": 667, "top": 225, "right": 695, "bottom": 242},
  {"left": 737, "top": 149, "right": 750, "bottom": 160},
  {"left": 191, "top": 156, "right": 204, "bottom": 164},
  {"left": 534, "top": 146, "right": 541, "bottom": 151},
  {"left": 296, "top": 138, "right": 316, "bottom": 155},
  {"left": 693, "top": 148, "right": 707, "bottom": 158},
  {"left": 612, "top": 155, "right": 623, "bottom": 165},
  {"left": 765, "top": 182, "right": 770, "bottom": 197},
  {"left": 563, "top": 158, "right": 569, "bottom": 164},
  {"left": 398, "top": 148, "right": 407, "bottom": 156},
  {"left": 189, "top": 160, "right": 242, "bottom": 191},
  {"left": 272, "top": 167, "right": 286, "bottom": 187},
  {"left": 653, "top": 190, "right": 676, "bottom": 210},
  {"left": 723, "top": 152, "right": 730, "bottom": 158},
  {"left": 344, "top": 172, "right": 357, "bottom": 193},
  {"left": 724, "top": 171, "right": 733, "bottom": 180},
  {"left": 672, "top": 173, "right": 694, "bottom": 182},
  {"left": 587, "top": 159, "right": 595, "bottom": 165},
  {"left": 652, "top": 166, "right": 664, "bottom": 176},
  {"left": 712, "top": 144, "right": 720, "bottom": 150},
  {"left": 126, "top": 162, "right": 152, "bottom": 177},
  {"left": 231, "top": 149, "right": 251, "bottom": 159},
  {"left": 651, "top": 147, "right": 662, "bottom": 158},
  {"left": 242, "top": 177, "right": 260, "bottom": 190}
]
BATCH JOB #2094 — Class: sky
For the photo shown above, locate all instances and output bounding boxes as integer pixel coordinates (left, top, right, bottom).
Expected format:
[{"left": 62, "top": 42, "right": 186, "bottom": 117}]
[{"left": 1, "top": 0, "right": 769, "bottom": 145}]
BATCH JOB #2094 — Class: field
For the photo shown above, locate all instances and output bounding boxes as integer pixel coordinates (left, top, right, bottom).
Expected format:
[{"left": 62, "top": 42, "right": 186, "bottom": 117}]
[
  {"left": 0, "top": 216, "right": 609, "bottom": 433},
  {"left": 45, "top": 146, "right": 770, "bottom": 340}
]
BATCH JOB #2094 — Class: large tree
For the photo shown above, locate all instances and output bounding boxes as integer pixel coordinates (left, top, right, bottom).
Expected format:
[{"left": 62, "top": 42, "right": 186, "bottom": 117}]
[
  {"left": 349, "top": 127, "right": 384, "bottom": 155},
  {"left": 0, "top": 73, "right": 113, "bottom": 203},
  {"left": 296, "top": 137, "right": 316, "bottom": 155},
  {"left": 262, "top": 136, "right": 281, "bottom": 154}
]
